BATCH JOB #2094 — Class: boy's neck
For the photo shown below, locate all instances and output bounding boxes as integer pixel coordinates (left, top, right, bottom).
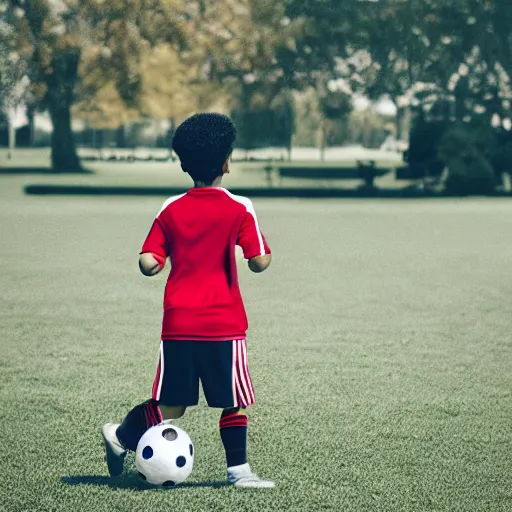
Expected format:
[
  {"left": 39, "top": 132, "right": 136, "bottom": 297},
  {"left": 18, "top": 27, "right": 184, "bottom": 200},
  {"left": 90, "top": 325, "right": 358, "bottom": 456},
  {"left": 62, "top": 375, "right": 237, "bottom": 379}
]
[{"left": 194, "top": 176, "right": 223, "bottom": 188}]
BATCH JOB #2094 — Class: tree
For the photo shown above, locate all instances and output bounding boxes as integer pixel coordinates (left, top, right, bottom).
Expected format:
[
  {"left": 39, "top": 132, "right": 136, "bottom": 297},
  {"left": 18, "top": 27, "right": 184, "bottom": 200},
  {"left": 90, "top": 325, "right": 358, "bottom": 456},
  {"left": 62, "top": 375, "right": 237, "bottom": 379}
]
[
  {"left": 0, "top": 3, "right": 29, "bottom": 157},
  {"left": 359, "top": 0, "right": 512, "bottom": 130},
  {"left": 439, "top": 123, "right": 497, "bottom": 195},
  {"left": 179, "top": 1, "right": 304, "bottom": 155},
  {"left": 449, "top": 0, "right": 512, "bottom": 123},
  {"left": 231, "top": 85, "right": 295, "bottom": 155},
  {"left": 190, "top": 1, "right": 362, "bottom": 156},
  {"left": 7, "top": 0, "right": 186, "bottom": 171},
  {"left": 292, "top": 88, "right": 321, "bottom": 147},
  {"left": 0, "top": 4, "right": 19, "bottom": 109},
  {"left": 341, "top": 1, "right": 464, "bottom": 141},
  {"left": 8, "top": 0, "right": 300, "bottom": 168},
  {"left": 280, "top": 0, "right": 359, "bottom": 83},
  {"left": 317, "top": 87, "right": 352, "bottom": 158},
  {"left": 8, "top": 0, "right": 83, "bottom": 171},
  {"left": 74, "top": 44, "right": 196, "bottom": 131}
]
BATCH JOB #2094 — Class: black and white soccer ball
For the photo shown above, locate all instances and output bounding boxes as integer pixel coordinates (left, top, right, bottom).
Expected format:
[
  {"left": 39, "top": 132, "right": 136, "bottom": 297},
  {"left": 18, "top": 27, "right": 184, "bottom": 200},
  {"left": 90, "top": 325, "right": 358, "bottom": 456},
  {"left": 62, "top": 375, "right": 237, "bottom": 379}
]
[{"left": 135, "top": 424, "right": 194, "bottom": 486}]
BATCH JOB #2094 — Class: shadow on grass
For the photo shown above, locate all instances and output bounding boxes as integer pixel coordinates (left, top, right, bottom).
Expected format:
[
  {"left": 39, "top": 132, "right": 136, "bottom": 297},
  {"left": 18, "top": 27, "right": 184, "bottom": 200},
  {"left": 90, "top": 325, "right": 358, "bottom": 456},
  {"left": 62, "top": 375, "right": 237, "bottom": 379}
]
[
  {"left": 0, "top": 166, "right": 94, "bottom": 175},
  {"left": 23, "top": 183, "right": 512, "bottom": 198},
  {"left": 61, "top": 474, "right": 230, "bottom": 490}
]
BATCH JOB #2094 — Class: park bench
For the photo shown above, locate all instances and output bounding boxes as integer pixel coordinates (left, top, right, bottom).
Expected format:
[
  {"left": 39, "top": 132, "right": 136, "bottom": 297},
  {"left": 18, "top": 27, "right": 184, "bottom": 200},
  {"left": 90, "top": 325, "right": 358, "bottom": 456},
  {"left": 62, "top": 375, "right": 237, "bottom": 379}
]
[{"left": 263, "top": 160, "right": 392, "bottom": 188}]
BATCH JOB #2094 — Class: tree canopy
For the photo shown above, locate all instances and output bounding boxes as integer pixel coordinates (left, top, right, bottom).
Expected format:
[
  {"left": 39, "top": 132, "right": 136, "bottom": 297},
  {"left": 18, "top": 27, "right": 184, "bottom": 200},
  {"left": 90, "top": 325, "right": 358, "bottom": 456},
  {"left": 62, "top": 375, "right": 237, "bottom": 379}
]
[{"left": 2, "top": 0, "right": 511, "bottom": 169}]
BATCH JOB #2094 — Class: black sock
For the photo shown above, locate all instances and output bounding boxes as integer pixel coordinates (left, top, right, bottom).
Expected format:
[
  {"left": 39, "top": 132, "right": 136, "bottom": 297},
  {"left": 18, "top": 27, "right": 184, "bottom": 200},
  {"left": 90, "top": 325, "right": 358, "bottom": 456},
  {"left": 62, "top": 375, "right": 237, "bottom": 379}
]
[
  {"left": 219, "top": 413, "right": 248, "bottom": 468},
  {"left": 116, "top": 399, "right": 162, "bottom": 452}
]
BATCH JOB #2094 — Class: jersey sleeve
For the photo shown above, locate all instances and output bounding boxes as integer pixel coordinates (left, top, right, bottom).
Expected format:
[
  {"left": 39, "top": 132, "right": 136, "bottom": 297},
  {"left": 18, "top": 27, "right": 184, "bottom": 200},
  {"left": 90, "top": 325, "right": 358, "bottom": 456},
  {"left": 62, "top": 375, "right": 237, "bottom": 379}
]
[
  {"left": 140, "top": 217, "right": 169, "bottom": 259},
  {"left": 237, "top": 204, "right": 271, "bottom": 260}
]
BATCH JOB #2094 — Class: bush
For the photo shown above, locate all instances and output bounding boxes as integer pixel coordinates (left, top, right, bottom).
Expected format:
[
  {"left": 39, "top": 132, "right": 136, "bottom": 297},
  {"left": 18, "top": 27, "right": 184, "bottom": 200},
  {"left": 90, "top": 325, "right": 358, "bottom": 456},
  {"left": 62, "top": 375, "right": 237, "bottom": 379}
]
[
  {"left": 492, "top": 132, "right": 512, "bottom": 175},
  {"left": 407, "top": 113, "right": 449, "bottom": 178},
  {"left": 439, "top": 125, "right": 497, "bottom": 195},
  {"left": 443, "top": 156, "right": 496, "bottom": 195}
]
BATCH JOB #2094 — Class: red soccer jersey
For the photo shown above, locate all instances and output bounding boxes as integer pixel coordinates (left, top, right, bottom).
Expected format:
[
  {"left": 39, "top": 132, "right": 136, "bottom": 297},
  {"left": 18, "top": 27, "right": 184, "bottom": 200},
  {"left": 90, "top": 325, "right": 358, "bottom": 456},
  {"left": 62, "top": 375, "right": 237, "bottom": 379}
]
[{"left": 141, "top": 187, "right": 271, "bottom": 341}]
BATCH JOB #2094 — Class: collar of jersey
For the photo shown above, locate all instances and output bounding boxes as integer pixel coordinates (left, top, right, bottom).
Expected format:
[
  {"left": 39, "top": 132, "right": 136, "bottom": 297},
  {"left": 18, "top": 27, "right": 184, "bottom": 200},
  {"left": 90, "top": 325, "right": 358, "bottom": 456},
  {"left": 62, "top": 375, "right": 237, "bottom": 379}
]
[{"left": 188, "top": 187, "right": 224, "bottom": 192}]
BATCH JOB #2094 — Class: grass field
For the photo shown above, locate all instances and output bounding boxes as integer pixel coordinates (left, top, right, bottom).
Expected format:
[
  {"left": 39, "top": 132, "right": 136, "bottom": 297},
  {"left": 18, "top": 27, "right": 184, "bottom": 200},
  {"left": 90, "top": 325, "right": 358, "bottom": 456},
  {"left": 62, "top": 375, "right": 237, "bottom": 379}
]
[{"left": 1, "top": 174, "right": 512, "bottom": 511}]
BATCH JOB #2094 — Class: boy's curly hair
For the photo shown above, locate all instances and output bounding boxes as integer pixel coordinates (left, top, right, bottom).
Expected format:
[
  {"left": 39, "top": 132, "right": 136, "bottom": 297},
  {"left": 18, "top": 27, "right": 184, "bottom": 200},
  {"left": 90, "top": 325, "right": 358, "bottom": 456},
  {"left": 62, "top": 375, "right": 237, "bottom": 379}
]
[{"left": 172, "top": 113, "right": 237, "bottom": 185}]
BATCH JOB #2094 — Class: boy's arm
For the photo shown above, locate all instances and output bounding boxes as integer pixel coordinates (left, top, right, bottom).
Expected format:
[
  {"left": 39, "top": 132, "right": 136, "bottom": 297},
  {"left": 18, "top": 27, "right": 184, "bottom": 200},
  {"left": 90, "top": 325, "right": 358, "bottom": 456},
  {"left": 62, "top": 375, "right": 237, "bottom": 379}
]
[
  {"left": 237, "top": 201, "right": 272, "bottom": 274},
  {"left": 139, "top": 252, "right": 166, "bottom": 276},
  {"left": 140, "top": 216, "right": 169, "bottom": 277}
]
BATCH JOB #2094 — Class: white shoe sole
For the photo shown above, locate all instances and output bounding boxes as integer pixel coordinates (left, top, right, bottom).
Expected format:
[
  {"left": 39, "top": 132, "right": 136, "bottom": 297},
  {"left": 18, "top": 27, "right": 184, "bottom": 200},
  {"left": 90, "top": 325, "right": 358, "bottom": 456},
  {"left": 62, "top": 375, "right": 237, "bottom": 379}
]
[{"left": 232, "top": 479, "right": 275, "bottom": 489}]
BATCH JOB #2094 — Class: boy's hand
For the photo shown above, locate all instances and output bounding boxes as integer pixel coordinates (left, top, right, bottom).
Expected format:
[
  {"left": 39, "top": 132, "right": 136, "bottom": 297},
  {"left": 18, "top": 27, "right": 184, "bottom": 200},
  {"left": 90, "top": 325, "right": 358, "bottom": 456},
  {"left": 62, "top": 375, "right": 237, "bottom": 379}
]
[
  {"left": 248, "top": 254, "right": 272, "bottom": 273},
  {"left": 139, "top": 252, "right": 166, "bottom": 276}
]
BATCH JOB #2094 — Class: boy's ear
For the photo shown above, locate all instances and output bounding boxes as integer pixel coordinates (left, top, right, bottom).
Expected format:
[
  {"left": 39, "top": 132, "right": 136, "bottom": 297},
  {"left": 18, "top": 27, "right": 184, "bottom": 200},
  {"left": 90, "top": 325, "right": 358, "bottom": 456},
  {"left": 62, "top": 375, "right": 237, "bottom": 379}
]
[{"left": 222, "top": 157, "right": 230, "bottom": 175}]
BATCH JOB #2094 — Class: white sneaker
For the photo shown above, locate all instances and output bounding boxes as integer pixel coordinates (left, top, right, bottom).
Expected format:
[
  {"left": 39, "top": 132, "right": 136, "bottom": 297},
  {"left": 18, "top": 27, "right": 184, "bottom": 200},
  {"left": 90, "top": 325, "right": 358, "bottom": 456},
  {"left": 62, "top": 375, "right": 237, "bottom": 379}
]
[
  {"left": 101, "top": 423, "right": 126, "bottom": 477},
  {"left": 227, "top": 463, "right": 275, "bottom": 489}
]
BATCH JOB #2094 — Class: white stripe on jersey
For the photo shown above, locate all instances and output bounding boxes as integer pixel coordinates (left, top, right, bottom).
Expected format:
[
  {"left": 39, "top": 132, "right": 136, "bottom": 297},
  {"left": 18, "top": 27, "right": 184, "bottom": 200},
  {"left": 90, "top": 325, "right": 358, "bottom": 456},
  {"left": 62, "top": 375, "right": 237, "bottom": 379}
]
[
  {"left": 221, "top": 190, "right": 265, "bottom": 256},
  {"left": 156, "top": 193, "right": 187, "bottom": 218}
]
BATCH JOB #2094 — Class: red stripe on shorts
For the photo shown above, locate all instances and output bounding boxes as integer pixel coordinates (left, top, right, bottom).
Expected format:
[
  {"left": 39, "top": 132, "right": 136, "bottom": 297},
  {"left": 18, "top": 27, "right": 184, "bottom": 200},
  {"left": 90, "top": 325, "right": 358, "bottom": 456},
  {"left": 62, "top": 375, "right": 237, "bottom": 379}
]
[
  {"left": 235, "top": 341, "right": 247, "bottom": 406},
  {"left": 240, "top": 339, "right": 255, "bottom": 403},
  {"left": 234, "top": 341, "right": 247, "bottom": 407},
  {"left": 235, "top": 340, "right": 254, "bottom": 407},
  {"left": 233, "top": 341, "right": 245, "bottom": 407}
]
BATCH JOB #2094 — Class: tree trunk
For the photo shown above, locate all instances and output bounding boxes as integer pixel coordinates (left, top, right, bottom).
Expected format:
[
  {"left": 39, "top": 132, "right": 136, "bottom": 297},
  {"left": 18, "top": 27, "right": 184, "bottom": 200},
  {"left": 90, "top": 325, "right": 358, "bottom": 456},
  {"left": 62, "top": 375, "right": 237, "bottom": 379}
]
[
  {"left": 116, "top": 125, "right": 126, "bottom": 148},
  {"left": 396, "top": 105, "right": 411, "bottom": 144},
  {"left": 7, "top": 118, "right": 15, "bottom": 160},
  {"left": 319, "top": 118, "right": 326, "bottom": 161},
  {"left": 285, "top": 115, "right": 293, "bottom": 161},
  {"left": 167, "top": 118, "right": 175, "bottom": 148},
  {"left": 502, "top": 172, "right": 511, "bottom": 193},
  {"left": 454, "top": 80, "right": 469, "bottom": 122},
  {"left": 284, "top": 91, "right": 293, "bottom": 161},
  {"left": 49, "top": 102, "right": 83, "bottom": 172},
  {"left": 27, "top": 105, "right": 35, "bottom": 147}
]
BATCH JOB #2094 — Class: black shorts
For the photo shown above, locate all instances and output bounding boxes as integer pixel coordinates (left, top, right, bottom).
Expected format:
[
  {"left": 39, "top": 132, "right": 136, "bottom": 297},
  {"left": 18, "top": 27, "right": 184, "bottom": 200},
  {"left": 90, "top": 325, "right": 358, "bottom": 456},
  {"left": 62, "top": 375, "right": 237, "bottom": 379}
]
[{"left": 151, "top": 340, "right": 255, "bottom": 409}]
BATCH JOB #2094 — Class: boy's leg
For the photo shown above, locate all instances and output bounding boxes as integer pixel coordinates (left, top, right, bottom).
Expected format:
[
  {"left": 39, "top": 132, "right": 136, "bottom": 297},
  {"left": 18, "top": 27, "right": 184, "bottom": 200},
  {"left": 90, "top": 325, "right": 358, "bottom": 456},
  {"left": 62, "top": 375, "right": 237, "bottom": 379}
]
[
  {"left": 103, "top": 341, "right": 198, "bottom": 477},
  {"left": 160, "top": 405, "right": 187, "bottom": 421},
  {"left": 116, "top": 402, "right": 186, "bottom": 451},
  {"left": 219, "top": 407, "right": 248, "bottom": 468},
  {"left": 199, "top": 339, "right": 274, "bottom": 488},
  {"left": 102, "top": 402, "right": 186, "bottom": 477},
  {"left": 220, "top": 407, "right": 275, "bottom": 489}
]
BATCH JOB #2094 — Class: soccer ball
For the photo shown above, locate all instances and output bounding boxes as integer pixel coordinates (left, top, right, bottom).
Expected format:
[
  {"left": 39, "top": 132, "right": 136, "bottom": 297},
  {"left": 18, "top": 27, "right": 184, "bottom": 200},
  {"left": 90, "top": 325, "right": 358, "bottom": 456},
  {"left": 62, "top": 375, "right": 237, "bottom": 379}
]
[{"left": 135, "top": 424, "right": 194, "bottom": 486}]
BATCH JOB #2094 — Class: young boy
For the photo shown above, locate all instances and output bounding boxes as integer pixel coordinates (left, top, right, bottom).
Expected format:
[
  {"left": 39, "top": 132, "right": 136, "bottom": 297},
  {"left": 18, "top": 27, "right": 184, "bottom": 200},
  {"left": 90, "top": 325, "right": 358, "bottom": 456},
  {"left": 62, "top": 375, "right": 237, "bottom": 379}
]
[{"left": 102, "top": 113, "right": 274, "bottom": 488}]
